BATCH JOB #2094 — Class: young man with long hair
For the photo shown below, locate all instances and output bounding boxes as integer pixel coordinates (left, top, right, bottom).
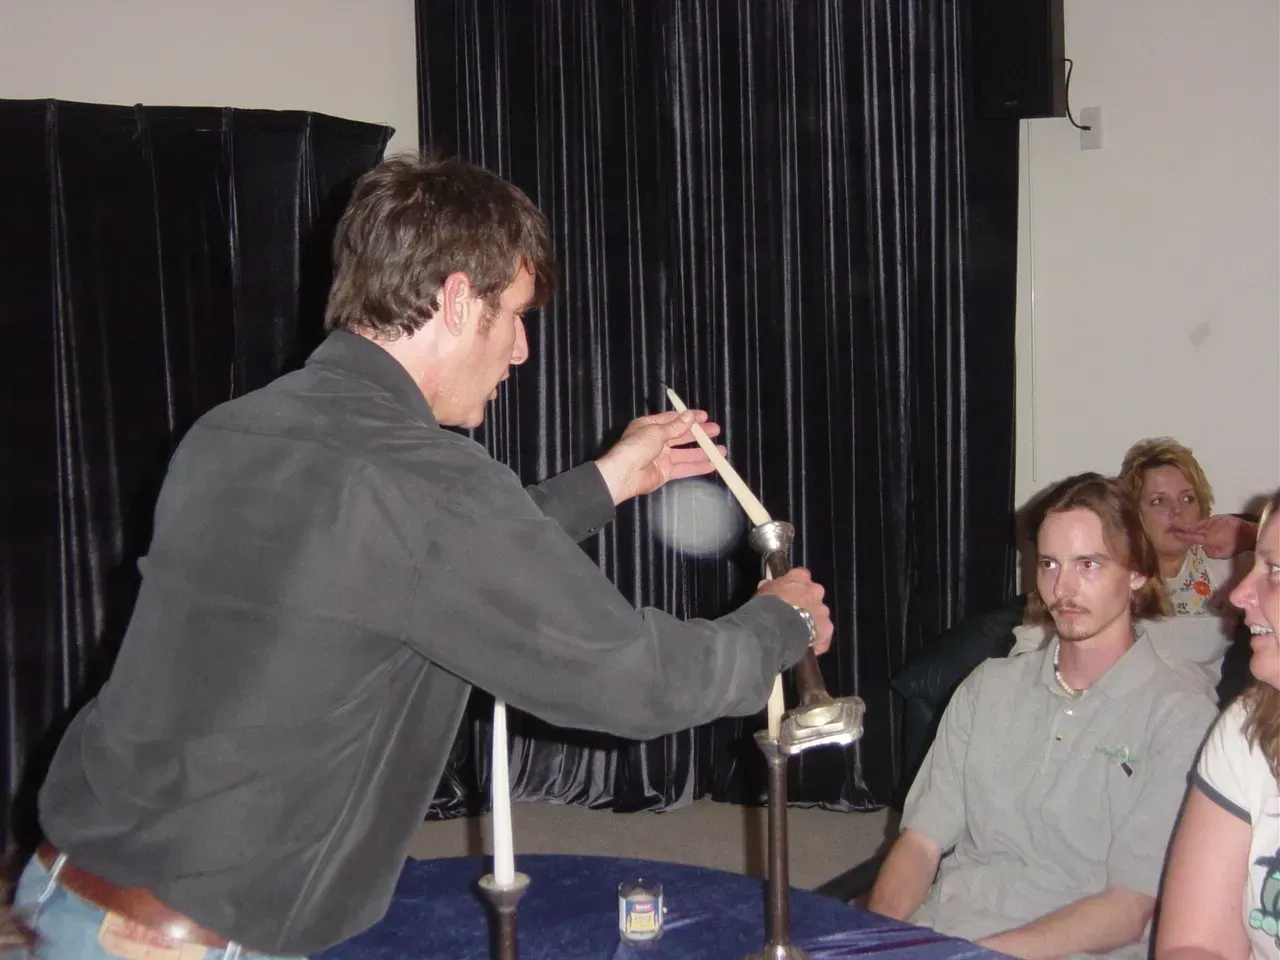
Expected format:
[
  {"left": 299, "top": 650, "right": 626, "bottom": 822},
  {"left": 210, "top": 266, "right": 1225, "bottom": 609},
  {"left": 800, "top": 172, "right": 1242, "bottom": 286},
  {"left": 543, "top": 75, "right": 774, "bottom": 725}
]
[{"left": 868, "top": 473, "right": 1219, "bottom": 959}]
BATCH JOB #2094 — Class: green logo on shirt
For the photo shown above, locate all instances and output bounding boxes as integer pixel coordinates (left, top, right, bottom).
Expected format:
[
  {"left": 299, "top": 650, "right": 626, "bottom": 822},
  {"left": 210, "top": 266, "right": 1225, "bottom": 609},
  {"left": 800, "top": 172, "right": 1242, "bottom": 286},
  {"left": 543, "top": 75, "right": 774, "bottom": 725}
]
[{"left": 1095, "top": 745, "right": 1137, "bottom": 765}]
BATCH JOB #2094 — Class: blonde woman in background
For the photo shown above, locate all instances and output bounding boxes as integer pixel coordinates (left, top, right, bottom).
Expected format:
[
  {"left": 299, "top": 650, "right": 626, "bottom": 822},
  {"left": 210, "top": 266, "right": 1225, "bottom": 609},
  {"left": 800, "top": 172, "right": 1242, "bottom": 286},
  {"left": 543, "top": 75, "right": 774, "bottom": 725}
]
[
  {"left": 1156, "top": 488, "right": 1280, "bottom": 960},
  {"left": 1119, "top": 438, "right": 1257, "bottom": 617}
]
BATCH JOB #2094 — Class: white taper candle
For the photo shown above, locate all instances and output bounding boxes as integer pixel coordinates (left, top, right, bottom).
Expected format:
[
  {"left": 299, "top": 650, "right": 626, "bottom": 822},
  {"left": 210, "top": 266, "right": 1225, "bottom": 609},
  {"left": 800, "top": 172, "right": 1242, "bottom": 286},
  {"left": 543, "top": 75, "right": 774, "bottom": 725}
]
[
  {"left": 491, "top": 699, "right": 516, "bottom": 887},
  {"left": 663, "top": 387, "right": 772, "bottom": 527},
  {"left": 767, "top": 672, "right": 785, "bottom": 739},
  {"left": 763, "top": 560, "right": 786, "bottom": 740}
]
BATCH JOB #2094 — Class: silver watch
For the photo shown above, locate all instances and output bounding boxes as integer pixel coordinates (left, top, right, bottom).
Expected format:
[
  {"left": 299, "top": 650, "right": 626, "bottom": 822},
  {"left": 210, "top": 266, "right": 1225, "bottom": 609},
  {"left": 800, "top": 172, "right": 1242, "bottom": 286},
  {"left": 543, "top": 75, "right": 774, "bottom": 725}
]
[{"left": 791, "top": 605, "right": 818, "bottom": 647}]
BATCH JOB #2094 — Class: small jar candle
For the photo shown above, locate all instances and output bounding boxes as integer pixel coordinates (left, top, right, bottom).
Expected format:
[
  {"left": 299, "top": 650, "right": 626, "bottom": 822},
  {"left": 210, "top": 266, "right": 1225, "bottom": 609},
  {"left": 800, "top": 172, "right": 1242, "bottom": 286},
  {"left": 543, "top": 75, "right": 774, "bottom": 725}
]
[{"left": 617, "top": 878, "right": 664, "bottom": 943}]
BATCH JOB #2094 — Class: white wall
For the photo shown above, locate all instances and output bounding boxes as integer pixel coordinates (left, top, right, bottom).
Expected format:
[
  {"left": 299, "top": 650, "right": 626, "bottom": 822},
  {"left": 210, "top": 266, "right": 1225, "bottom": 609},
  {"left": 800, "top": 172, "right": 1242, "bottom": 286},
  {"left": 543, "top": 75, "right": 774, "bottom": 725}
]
[
  {"left": 1015, "top": 0, "right": 1280, "bottom": 514},
  {"left": 0, "top": 0, "right": 419, "bottom": 155}
]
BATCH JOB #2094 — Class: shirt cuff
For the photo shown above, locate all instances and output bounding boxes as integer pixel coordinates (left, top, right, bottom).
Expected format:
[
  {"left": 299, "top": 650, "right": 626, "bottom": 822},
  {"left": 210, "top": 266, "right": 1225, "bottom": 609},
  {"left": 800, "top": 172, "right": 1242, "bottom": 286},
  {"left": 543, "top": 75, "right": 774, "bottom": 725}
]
[
  {"left": 525, "top": 464, "right": 616, "bottom": 542},
  {"left": 734, "top": 595, "right": 813, "bottom": 670}
]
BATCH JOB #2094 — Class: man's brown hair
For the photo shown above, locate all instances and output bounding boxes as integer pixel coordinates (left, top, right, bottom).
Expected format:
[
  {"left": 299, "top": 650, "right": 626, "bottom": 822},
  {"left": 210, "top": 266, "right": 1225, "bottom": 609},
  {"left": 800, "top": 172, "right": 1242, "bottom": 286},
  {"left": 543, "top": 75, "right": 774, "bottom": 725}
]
[
  {"left": 1023, "top": 472, "right": 1169, "bottom": 626},
  {"left": 324, "top": 153, "right": 557, "bottom": 339}
]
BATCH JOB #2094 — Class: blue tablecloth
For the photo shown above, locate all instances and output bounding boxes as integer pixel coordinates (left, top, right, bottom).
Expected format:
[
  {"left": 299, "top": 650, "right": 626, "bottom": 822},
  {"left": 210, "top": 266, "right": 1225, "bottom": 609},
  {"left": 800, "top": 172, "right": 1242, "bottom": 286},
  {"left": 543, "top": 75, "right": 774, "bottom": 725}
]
[{"left": 316, "top": 854, "right": 1001, "bottom": 960}]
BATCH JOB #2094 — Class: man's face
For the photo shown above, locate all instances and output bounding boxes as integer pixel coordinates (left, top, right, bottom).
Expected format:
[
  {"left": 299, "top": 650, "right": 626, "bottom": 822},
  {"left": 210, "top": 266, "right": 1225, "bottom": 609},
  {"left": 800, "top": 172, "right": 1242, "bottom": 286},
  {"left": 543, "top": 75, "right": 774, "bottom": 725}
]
[
  {"left": 431, "top": 266, "right": 534, "bottom": 428},
  {"left": 1036, "top": 508, "right": 1146, "bottom": 643}
]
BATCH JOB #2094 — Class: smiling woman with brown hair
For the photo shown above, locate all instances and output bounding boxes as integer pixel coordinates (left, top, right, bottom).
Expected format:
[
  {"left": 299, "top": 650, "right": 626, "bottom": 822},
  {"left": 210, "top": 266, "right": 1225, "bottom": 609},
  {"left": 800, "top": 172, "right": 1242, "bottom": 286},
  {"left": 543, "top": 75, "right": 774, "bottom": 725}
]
[{"left": 1156, "top": 487, "right": 1280, "bottom": 960}]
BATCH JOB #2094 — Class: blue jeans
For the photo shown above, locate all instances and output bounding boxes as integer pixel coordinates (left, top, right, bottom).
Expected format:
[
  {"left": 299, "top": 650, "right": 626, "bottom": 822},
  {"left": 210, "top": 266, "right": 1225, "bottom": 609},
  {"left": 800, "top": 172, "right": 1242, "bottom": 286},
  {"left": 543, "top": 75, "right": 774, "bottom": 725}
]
[{"left": 5, "top": 855, "right": 302, "bottom": 960}]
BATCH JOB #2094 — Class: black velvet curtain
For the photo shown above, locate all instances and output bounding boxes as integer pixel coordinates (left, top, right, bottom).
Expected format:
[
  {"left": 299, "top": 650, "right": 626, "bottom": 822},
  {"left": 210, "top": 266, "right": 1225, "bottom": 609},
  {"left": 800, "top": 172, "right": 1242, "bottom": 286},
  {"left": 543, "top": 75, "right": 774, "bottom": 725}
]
[
  {"left": 0, "top": 100, "right": 391, "bottom": 853},
  {"left": 417, "top": 0, "right": 1020, "bottom": 816}
]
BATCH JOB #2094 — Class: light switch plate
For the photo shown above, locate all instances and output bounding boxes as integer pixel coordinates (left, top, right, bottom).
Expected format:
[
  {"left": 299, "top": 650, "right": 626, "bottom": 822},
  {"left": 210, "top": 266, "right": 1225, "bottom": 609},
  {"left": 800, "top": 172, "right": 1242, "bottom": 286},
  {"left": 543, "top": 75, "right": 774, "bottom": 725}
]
[{"left": 1080, "top": 107, "right": 1102, "bottom": 150}]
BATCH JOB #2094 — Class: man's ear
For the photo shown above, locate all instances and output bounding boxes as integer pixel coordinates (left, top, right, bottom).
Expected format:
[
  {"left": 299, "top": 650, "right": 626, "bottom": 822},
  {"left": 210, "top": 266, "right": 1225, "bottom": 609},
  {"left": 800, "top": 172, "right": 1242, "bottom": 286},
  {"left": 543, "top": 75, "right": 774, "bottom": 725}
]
[
  {"left": 1129, "top": 571, "right": 1149, "bottom": 593},
  {"left": 439, "top": 272, "right": 477, "bottom": 337}
]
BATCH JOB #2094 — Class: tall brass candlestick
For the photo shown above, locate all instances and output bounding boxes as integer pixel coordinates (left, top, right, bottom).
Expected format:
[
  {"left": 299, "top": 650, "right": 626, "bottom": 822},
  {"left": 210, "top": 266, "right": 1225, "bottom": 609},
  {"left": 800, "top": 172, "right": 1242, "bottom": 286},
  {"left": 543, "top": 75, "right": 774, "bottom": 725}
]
[{"left": 662, "top": 386, "right": 864, "bottom": 960}]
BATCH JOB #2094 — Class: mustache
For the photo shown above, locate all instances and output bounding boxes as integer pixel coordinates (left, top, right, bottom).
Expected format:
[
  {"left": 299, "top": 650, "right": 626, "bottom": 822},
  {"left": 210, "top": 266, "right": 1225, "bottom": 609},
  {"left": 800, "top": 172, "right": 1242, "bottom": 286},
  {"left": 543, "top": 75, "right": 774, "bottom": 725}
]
[{"left": 1051, "top": 602, "right": 1089, "bottom": 615}]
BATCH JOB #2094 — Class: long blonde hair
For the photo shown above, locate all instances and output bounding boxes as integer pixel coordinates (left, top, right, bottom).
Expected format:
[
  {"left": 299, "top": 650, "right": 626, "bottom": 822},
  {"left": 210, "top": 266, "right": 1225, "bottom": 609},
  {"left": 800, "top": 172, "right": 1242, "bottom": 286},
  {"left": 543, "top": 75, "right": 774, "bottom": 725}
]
[
  {"left": 1241, "top": 488, "right": 1280, "bottom": 779},
  {"left": 1118, "top": 437, "right": 1215, "bottom": 522}
]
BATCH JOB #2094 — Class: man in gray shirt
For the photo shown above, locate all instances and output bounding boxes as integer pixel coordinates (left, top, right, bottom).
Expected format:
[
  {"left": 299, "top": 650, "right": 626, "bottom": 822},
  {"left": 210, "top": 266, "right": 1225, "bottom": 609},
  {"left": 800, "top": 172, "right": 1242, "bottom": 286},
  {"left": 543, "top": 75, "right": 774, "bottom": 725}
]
[
  {"left": 867, "top": 473, "right": 1218, "bottom": 959},
  {"left": 13, "top": 155, "right": 833, "bottom": 958}
]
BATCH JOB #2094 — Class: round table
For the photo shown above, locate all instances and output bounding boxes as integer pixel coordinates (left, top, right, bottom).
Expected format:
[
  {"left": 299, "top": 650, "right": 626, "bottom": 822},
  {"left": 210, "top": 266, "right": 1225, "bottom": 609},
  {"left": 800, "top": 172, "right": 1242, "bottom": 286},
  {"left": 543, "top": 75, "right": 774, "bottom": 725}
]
[{"left": 315, "top": 854, "right": 1000, "bottom": 960}]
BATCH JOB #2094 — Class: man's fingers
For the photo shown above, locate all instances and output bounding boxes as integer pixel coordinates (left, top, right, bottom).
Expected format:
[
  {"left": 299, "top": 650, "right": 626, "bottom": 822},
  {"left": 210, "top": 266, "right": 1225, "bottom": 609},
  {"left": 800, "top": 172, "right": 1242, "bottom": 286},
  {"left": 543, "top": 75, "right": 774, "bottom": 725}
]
[
  {"left": 811, "top": 620, "right": 834, "bottom": 656},
  {"left": 627, "top": 408, "right": 705, "bottom": 431},
  {"left": 667, "top": 460, "right": 717, "bottom": 481},
  {"left": 667, "top": 445, "right": 711, "bottom": 463},
  {"left": 690, "top": 420, "right": 721, "bottom": 439},
  {"left": 662, "top": 411, "right": 715, "bottom": 440}
]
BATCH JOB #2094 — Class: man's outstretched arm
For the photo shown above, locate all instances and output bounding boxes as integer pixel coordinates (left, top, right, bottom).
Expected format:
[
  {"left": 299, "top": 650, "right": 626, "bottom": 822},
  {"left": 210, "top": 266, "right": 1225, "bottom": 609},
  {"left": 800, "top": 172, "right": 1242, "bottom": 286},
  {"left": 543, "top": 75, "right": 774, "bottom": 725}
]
[
  {"left": 525, "top": 409, "right": 723, "bottom": 542},
  {"left": 975, "top": 888, "right": 1155, "bottom": 960}
]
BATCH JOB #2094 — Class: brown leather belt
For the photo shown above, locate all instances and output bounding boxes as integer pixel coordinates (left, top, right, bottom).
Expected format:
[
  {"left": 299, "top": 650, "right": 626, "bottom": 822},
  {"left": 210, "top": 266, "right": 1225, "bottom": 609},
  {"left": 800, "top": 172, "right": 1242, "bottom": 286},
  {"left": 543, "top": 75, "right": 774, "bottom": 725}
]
[{"left": 37, "top": 843, "right": 229, "bottom": 949}]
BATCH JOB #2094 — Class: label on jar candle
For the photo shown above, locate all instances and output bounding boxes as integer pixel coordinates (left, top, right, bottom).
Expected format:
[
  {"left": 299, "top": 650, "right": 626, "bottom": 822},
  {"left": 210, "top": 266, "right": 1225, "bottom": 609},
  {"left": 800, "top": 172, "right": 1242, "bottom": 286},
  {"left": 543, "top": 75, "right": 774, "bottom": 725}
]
[{"left": 617, "top": 880, "right": 664, "bottom": 943}]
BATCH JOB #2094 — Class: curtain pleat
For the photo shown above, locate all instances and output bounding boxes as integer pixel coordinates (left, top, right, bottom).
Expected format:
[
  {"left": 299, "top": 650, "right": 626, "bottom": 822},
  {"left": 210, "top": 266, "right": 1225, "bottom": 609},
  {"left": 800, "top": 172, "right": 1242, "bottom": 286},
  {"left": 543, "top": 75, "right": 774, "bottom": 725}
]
[{"left": 0, "top": 99, "right": 391, "bottom": 853}]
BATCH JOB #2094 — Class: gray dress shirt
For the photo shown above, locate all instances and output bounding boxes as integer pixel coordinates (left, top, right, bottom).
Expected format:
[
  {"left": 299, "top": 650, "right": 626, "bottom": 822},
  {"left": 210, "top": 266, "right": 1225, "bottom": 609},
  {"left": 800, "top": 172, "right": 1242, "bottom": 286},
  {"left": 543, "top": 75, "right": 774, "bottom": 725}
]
[{"left": 37, "top": 331, "right": 811, "bottom": 955}]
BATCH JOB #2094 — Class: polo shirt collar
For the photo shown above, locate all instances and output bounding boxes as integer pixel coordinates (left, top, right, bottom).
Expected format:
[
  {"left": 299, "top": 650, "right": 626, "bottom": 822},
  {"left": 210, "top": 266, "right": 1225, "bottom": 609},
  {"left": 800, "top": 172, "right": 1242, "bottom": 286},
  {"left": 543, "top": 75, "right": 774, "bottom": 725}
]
[{"left": 1040, "top": 624, "right": 1161, "bottom": 701}]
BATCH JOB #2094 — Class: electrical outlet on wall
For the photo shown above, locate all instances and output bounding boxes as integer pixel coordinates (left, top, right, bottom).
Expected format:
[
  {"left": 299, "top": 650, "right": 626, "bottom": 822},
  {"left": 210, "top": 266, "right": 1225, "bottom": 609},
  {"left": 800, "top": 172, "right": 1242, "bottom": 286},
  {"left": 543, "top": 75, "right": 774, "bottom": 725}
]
[{"left": 1080, "top": 107, "right": 1102, "bottom": 150}]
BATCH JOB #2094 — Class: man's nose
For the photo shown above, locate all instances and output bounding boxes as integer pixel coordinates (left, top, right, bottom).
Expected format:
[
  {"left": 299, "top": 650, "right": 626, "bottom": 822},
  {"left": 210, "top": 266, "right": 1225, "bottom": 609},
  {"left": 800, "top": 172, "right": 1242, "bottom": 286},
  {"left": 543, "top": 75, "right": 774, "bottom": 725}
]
[
  {"left": 1053, "top": 568, "right": 1077, "bottom": 600},
  {"left": 511, "top": 317, "right": 529, "bottom": 366}
]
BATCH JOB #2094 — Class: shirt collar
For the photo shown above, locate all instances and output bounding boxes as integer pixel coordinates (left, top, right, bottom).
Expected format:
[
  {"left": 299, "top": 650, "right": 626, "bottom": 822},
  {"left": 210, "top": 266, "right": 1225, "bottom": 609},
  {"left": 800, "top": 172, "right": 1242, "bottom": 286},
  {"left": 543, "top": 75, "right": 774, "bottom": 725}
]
[
  {"left": 307, "top": 330, "right": 440, "bottom": 428},
  {"left": 1039, "top": 624, "right": 1162, "bottom": 701}
]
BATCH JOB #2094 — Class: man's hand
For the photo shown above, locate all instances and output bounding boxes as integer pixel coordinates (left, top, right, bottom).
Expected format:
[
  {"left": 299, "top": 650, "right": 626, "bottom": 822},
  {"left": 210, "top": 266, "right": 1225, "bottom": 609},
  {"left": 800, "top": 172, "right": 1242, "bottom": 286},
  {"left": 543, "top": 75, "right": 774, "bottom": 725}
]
[
  {"left": 1168, "top": 514, "right": 1257, "bottom": 559},
  {"left": 754, "top": 567, "right": 834, "bottom": 655},
  {"left": 593, "top": 410, "right": 723, "bottom": 506}
]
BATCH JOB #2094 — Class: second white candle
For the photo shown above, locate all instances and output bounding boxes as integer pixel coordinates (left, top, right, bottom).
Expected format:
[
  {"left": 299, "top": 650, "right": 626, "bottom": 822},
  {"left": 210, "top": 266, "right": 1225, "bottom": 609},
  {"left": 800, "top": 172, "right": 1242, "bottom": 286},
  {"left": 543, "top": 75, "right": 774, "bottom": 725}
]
[{"left": 491, "top": 699, "right": 516, "bottom": 887}]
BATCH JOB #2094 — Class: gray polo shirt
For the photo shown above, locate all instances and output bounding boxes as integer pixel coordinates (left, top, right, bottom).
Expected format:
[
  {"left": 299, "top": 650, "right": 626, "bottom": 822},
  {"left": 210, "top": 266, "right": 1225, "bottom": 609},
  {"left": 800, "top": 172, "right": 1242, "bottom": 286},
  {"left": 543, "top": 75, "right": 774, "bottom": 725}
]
[{"left": 901, "top": 629, "right": 1219, "bottom": 959}]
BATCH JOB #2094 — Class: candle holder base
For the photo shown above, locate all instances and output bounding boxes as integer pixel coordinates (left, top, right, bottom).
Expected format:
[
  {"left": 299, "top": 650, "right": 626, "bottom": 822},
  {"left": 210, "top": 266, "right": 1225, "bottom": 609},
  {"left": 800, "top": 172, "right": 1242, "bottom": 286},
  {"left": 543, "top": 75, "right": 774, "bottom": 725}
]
[
  {"left": 741, "top": 946, "right": 814, "bottom": 960},
  {"left": 778, "top": 696, "right": 865, "bottom": 756},
  {"left": 478, "top": 872, "right": 530, "bottom": 960}
]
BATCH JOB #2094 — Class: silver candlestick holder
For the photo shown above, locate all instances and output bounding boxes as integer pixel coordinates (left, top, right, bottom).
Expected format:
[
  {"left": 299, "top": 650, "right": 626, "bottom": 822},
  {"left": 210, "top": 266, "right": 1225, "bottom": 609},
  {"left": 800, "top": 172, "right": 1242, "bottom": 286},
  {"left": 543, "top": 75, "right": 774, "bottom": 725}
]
[{"left": 748, "top": 521, "right": 865, "bottom": 755}]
